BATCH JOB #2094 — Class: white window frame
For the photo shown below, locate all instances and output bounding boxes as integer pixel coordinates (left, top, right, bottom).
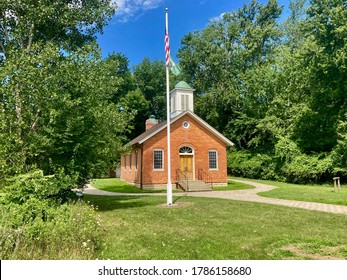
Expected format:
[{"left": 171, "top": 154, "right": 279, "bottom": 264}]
[
  {"left": 208, "top": 150, "right": 218, "bottom": 170},
  {"left": 153, "top": 149, "right": 164, "bottom": 171}
]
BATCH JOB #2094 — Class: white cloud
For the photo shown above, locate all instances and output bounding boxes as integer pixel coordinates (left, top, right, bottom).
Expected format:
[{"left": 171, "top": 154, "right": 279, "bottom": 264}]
[
  {"left": 210, "top": 12, "right": 226, "bottom": 23},
  {"left": 113, "top": 0, "right": 164, "bottom": 22}
]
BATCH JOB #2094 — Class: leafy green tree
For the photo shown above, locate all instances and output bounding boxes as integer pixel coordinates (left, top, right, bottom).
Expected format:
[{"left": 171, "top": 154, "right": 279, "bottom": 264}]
[
  {"left": 120, "top": 89, "right": 150, "bottom": 140},
  {"left": 0, "top": 0, "right": 116, "bottom": 141},
  {"left": 0, "top": 0, "right": 115, "bottom": 59},
  {"left": 133, "top": 57, "right": 167, "bottom": 121},
  {"left": 178, "top": 0, "right": 283, "bottom": 150},
  {"left": 0, "top": 43, "right": 130, "bottom": 184},
  {"left": 0, "top": 1, "right": 132, "bottom": 185},
  {"left": 178, "top": 0, "right": 343, "bottom": 183},
  {"left": 103, "top": 52, "right": 136, "bottom": 103},
  {"left": 291, "top": 0, "right": 347, "bottom": 153},
  {"left": 258, "top": 0, "right": 310, "bottom": 147}
]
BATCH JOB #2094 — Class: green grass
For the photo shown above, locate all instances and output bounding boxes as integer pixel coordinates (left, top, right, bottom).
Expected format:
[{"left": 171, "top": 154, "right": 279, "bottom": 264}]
[
  {"left": 230, "top": 177, "right": 347, "bottom": 206},
  {"left": 84, "top": 194, "right": 347, "bottom": 260},
  {"left": 91, "top": 178, "right": 171, "bottom": 193},
  {"left": 92, "top": 178, "right": 254, "bottom": 193},
  {"left": 214, "top": 181, "right": 255, "bottom": 191}
]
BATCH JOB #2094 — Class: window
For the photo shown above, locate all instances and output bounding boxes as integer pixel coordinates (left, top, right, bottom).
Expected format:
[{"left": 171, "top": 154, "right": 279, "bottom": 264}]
[
  {"left": 179, "top": 146, "right": 193, "bottom": 155},
  {"left": 123, "top": 155, "right": 127, "bottom": 170},
  {"left": 182, "top": 121, "right": 190, "bottom": 128},
  {"left": 129, "top": 153, "right": 132, "bottom": 170},
  {"left": 181, "top": 94, "right": 189, "bottom": 111},
  {"left": 153, "top": 149, "right": 164, "bottom": 170},
  {"left": 135, "top": 150, "right": 138, "bottom": 170},
  {"left": 209, "top": 150, "right": 218, "bottom": 170}
]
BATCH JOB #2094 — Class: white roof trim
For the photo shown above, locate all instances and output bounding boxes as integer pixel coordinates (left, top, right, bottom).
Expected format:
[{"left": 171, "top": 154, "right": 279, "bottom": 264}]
[
  {"left": 137, "top": 111, "right": 234, "bottom": 146},
  {"left": 188, "top": 112, "right": 235, "bottom": 146}
]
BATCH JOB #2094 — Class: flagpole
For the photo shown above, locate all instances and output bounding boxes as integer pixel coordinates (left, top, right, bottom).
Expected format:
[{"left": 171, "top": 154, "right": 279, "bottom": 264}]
[{"left": 165, "top": 8, "right": 173, "bottom": 205}]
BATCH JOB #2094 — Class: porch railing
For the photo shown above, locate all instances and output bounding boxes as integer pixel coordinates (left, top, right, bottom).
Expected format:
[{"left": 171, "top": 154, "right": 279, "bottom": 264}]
[
  {"left": 176, "top": 169, "right": 189, "bottom": 191},
  {"left": 198, "top": 169, "right": 213, "bottom": 188}
]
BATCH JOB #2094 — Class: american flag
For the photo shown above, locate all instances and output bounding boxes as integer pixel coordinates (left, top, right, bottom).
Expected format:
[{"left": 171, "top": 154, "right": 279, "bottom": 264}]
[{"left": 164, "top": 27, "right": 170, "bottom": 68}]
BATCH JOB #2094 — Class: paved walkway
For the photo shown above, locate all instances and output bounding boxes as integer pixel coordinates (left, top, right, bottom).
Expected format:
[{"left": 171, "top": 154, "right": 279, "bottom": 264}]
[{"left": 83, "top": 179, "right": 347, "bottom": 215}]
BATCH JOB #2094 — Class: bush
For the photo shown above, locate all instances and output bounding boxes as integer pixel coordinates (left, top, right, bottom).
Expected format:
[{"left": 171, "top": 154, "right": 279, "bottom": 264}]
[
  {"left": 274, "top": 137, "right": 334, "bottom": 183},
  {"left": 281, "top": 153, "right": 333, "bottom": 183},
  {"left": 228, "top": 148, "right": 333, "bottom": 183},
  {"left": 0, "top": 198, "right": 101, "bottom": 259},
  {"left": 228, "top": 150, "right": 281, "bottom": 180},
  {"left": 0, "top": 169, "right": 102, "bottom": 259},
  {"left": 2, "top": 169, "right": 77, "bottom": 205}
]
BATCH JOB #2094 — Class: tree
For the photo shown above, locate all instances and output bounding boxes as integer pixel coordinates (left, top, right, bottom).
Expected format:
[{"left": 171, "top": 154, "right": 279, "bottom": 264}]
[
  {"left": 178, "top": 0, "right": 283, "bottom": 149},
  {"left": 103, "top": 52, "right": 136, "bottom": 103},
  {"left": 291, "top": 0, "right": 347, "bottom": 153},
  {"left": 0, "top": 0, "right": 117, "bottom": 143},
  {"left": 120, "top": 89, "right": 150, "bottom": 140},
  {"left": 133, "top": 57, "right": 167, "bottom": 121},
  {"left": 0, "top": 43, "right": 131, "bottom": 184},
  {"left": 0, "top": 1, "right": 132, "bottom": 185},
  {"left": 0, "top": 0, "right": 115, "bottom": 59}
]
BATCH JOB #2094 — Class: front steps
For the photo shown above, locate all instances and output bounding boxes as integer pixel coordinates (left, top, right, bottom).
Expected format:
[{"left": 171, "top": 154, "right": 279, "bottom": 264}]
[{"left": 177, "top": 179, "right": 212, "bottom": 192}]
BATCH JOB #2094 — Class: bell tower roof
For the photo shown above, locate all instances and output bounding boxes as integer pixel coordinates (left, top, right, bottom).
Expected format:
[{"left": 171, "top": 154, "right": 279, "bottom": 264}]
[{"left": 174, "top": 81, "right": 193, "bottom": 90}]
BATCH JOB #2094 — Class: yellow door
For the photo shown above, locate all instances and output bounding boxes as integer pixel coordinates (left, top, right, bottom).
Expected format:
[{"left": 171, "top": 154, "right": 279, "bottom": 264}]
[{"left": 180, "top": 155, "right": 194, "bottom": 179}]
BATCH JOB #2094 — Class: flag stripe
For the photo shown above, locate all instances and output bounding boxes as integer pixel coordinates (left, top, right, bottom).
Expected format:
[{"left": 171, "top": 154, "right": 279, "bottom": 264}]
[{"left": 165, "top": 28, "right": 170, "bottom": 67}]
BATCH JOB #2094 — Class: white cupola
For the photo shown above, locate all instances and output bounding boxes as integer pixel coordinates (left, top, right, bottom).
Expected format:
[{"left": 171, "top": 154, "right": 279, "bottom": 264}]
[{"left": 170, "top": 81, "right": 195, "bottom": 118}]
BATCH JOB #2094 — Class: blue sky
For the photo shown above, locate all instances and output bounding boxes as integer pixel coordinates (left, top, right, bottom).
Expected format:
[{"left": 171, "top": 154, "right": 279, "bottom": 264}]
[{"left": 97, "top": 0, "right": 291, "bottom": 67}]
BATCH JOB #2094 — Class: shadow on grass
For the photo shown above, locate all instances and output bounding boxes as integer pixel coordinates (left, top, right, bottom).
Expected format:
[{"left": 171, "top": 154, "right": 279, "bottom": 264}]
[
  {"left": 173, "top": 195, "right": 188, "bottom": 204},
  {"left": 83, "top": 194, "right": 163, "bottom": 211}
]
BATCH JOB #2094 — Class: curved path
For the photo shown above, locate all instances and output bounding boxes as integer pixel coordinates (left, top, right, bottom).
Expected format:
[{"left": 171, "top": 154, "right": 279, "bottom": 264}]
[{"left": 83, "top": 179, "right": 347, "bottom": 215}]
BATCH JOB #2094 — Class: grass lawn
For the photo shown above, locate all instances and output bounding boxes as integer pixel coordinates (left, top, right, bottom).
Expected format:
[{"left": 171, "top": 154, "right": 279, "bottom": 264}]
[
  {"left": 230, "top": 177, "right": 347, "bottom": 206},
  {"left": 214, "top": 181, "right": 255, "bottom": 191},
  {"left": 85, "top": 194, "right": 347, "bottom": 260},
  {"left": 91, "top": 178, "right": 170, "bottom": 193},
  {"left": 92, "top": 178, "right": 254, "bottom": 193}
]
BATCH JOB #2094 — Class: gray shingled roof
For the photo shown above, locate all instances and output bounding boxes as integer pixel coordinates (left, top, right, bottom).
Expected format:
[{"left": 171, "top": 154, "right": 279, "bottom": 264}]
[
  {"left": 127, "top": 119, "right": 167, "bottom": 146},
  {"left": 126, "top": 111, "right": 234, "bottom": 147}
]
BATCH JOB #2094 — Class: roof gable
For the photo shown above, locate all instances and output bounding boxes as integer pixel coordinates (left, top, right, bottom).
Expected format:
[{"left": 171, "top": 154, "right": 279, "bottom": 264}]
[{"left": 127, "top": 111, "right": 234, "bottom": 147}]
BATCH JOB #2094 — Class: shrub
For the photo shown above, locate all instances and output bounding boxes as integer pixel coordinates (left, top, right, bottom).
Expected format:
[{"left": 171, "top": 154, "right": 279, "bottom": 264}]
[
  {"left": 228, "top": 150, "right": 281, "bottom": 180},
  {"left": 332, "top": 114, "right": 347, "bottom": 176},
  {"left": 0, "top": 198, "right": 101, "bottom": 259},
  {"left": 228, "top": 147, "right": 333, "bottom": 183},
  {"left": 281, "top": 153, "right": 333, "bottom": 183},
  {"left": 2, "top": 169, "right": 77, "bottom": 205}
]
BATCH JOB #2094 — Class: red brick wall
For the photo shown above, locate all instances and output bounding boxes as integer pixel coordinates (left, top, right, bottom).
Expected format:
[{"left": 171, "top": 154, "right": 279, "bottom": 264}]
[
  {"left": 140, "top": 114, "right": 228, "bottom": 185},
  {"left": 120, "top": 147, "right": 141, "bottom": 185},
  {"left": 121, "top": 114, "right": 229, "bottom": 187}
]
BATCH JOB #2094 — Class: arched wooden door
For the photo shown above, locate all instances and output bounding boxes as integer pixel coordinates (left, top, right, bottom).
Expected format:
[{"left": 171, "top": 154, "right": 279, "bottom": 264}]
[{"left": 179, "top": 146, "right": 194, "bottom": 179}]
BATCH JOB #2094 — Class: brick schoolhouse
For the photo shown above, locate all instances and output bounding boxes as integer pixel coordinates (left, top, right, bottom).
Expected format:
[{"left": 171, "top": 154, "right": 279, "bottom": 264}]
[{"left": 120, "top": 81, "right": 234, "bottom": 191}]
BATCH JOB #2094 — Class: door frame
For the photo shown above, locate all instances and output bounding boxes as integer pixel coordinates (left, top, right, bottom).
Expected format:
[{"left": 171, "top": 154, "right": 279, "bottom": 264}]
[{"left": 178, "top": 146, "right": 195, "bottom": 180}]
